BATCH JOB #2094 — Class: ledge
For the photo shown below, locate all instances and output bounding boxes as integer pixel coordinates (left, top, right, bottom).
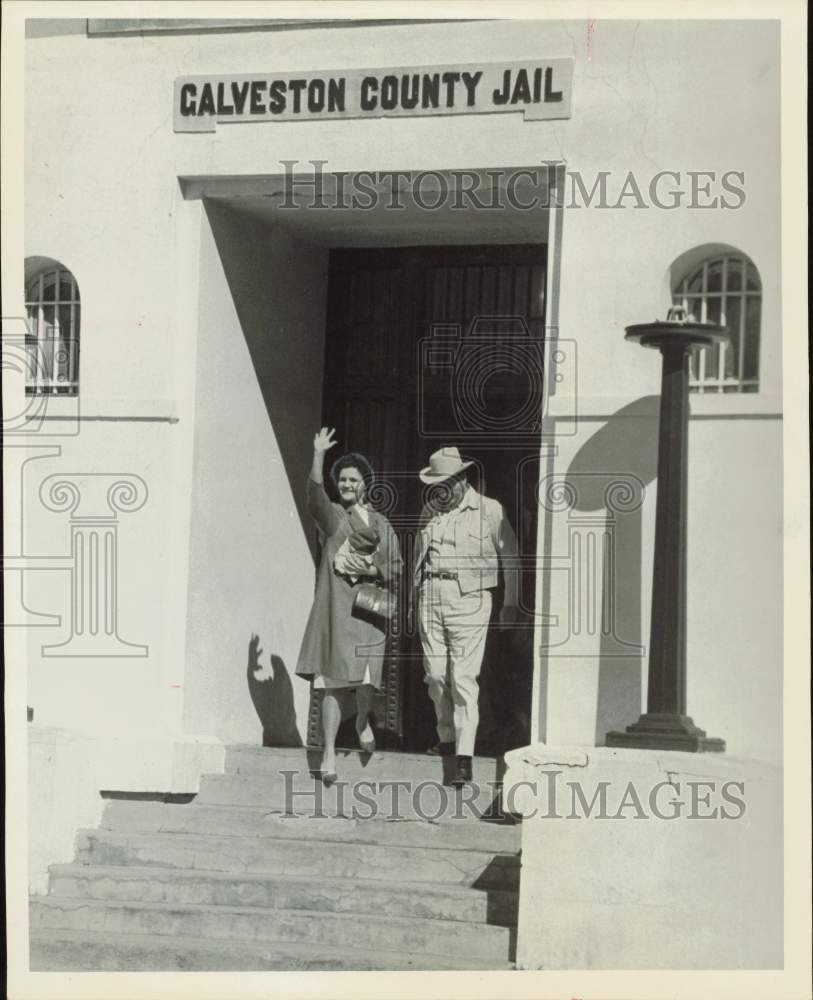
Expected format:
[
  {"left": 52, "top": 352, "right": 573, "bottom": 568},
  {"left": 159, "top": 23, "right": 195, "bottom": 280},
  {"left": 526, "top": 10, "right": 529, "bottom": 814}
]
[
  {"left": 24, "top": 397, "right": 180, "bottom": 423},
  {"left": 86, "top": 18, "right": 469, "bottom": 36},
  {"left": 545, "top": 394, "right": 782, "bottom": 420},
  {"left": 504, "top": 742, "right": 782, "bottom": 781}
]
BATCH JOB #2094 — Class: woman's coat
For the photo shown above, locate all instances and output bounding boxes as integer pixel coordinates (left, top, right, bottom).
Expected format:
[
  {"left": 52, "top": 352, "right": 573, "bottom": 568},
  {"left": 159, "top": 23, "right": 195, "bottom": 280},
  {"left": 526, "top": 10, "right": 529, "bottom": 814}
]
[{"left": 295, "top": 478, "right": 403, "bottom": 687}]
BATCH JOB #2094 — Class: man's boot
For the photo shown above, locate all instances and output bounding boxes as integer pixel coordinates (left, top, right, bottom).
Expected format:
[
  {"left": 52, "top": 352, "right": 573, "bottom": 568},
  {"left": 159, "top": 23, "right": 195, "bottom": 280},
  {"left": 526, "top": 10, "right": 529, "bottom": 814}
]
[{"left": 451, "top": 754, "right": 473, "bottom": 787}]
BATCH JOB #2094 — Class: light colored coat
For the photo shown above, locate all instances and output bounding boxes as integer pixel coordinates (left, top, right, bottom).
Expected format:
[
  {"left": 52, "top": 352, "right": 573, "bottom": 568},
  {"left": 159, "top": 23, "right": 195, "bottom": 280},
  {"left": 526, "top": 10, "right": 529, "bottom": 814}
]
[{"left": 296, "top": 478, "right": 402, "bottom": 687}]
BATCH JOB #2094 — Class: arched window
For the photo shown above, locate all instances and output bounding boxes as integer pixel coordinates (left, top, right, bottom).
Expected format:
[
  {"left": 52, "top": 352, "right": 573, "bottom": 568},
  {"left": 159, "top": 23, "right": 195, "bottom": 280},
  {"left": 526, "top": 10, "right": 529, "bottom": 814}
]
[
  {"left": 24, "top": 258, "right": 80, "bottom": 395},
  {"left": 672, "top": 253, "right": 761, "bottom": 393}
]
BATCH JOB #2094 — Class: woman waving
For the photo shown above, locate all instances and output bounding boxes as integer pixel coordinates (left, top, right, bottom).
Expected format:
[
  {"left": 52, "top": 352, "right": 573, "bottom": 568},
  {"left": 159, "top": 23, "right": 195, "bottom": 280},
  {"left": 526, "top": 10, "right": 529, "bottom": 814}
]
[{"left": 296, "top": 428, "right": 402, "bottom": 783}]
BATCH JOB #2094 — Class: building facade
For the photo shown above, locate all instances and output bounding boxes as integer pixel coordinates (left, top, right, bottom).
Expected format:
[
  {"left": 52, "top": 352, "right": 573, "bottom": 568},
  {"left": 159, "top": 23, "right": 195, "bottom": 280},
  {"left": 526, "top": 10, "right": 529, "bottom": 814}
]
[{"left": 13, "top": 16, "right": 783, "bottom": 958}]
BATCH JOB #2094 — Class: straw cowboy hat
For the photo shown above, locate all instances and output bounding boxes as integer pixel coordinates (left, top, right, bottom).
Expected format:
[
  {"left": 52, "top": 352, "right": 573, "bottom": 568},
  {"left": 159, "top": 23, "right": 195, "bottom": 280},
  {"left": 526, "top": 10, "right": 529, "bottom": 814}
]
[{"left": 419, "top": 446, "right": 474, "bottom": 484}]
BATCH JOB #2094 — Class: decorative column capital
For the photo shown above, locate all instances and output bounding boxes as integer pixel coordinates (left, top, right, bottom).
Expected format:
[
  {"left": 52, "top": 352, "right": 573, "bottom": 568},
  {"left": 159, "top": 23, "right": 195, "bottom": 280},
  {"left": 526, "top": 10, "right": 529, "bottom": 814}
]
[
  {"left": 539, "top": 472, "right": 646, "bottom": 517},
  {"left": 35, "top": 472, "right": 149, "bottom": 657},
  {"left": 39, "top": 474, "right": 148, "bottom": 521}
]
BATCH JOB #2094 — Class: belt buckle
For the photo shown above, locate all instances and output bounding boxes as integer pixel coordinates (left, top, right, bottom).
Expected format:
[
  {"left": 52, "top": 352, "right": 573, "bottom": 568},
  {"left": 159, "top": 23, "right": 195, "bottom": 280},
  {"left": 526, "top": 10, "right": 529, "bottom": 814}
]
[{"left": 423, "top": 569, "right": 456, "bottom": 582}]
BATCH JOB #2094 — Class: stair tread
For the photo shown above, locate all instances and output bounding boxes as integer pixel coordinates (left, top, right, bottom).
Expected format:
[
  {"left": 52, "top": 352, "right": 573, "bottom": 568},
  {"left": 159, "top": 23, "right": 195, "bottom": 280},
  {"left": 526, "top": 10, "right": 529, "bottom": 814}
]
[
  {"left": 198, "top": 776, "right": 509, "bottom": 798},
  {"left": 102, "top": 798, "right": 521, "bottom": 825},
  {"left": 227, "top": 744, "right": 499, "bottom": 764},
  {"left": 32, "top": 891, "right": 514, "bottom": 931},
  {"left": 98, "top": 808, "right": 521, "bottom": 855},
  {"left": 50, "top": 862, "right": 518, "bottom": 899},
  {"left": 30, "top": 927, "right": 513, "bottom": 971},
  {"left": 80, "top": 825, "right": 521, "bottom": 858},
  {"left": 201, "top": 772, "right": 506, "bottom": 799},
  {"left": 34, "top": 748, "right": 519, "bottom": 973}
]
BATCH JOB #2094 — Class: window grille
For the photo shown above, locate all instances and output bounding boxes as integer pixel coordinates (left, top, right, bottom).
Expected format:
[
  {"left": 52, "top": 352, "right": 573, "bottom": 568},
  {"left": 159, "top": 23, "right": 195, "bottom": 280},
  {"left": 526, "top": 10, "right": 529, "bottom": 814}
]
[
  {"left": 24, "top": 266, "right": 80, "bottom": 395},
  {"left": 673, "top": 255, "right": 761, "bottom": 393}
]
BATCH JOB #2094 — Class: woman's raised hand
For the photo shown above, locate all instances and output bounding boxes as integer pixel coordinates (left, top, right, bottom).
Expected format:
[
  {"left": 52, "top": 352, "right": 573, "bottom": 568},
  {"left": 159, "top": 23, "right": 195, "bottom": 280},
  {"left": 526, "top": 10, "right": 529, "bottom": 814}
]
[
  {"left": 310, "top": 428, "right": 337, "bottom": 484},
  {"left": 313, "top": 427, "right": 337, "bottom": 455}
]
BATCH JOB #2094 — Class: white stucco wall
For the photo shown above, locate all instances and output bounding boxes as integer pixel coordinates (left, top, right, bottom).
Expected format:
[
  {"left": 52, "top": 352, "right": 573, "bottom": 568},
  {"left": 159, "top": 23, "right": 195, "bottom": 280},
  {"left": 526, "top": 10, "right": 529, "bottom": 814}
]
[
  {"left": 539, "top": 413, "right": 783, "bottom": 763},
  {"left": 503, "top": 745, "right": 783, "bottom": 969},
  {"left": 183, "top": 201, "right": 327, "bottom": 745},
  {"left": 19, "top": 17, "right": 782, "bottom": 788}
]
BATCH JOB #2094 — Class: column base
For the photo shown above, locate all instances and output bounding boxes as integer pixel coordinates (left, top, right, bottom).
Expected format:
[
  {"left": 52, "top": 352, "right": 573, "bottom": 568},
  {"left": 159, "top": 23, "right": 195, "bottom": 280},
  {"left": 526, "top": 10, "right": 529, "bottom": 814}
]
[
  {"left": 606, "top": 713, "right": 726, "bottom": 752},
  {"left": 41, "top": 635, "right": 148, "bottom": 657}
]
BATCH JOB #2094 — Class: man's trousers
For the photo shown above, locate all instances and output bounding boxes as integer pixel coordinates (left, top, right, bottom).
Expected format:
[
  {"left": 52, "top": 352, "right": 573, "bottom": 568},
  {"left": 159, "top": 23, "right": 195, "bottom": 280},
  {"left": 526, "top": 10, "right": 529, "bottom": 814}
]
[{"left": 417, "top": 578, "right": 493, "bottom": 757}]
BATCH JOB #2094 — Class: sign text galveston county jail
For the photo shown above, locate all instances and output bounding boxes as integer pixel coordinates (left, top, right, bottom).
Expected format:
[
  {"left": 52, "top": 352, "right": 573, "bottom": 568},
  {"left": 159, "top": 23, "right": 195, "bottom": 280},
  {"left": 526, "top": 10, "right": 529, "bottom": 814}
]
[{"left": 173, "top": 60, "right": 573, "bottom": 132}]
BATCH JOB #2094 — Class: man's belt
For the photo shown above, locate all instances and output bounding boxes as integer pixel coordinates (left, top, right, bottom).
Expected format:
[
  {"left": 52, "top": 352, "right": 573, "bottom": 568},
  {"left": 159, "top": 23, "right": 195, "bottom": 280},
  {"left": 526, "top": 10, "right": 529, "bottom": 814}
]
[{"left": 422, "top": 570, "right": 459, "bottom": 581}]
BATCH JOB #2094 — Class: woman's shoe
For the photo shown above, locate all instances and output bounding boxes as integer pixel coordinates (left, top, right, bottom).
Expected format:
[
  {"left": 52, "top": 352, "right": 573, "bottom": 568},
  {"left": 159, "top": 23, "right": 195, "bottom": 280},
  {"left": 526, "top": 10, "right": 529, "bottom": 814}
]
[
  {"left": 320, "top": 753, "right": 337, "bottom": 785},
  {"left": 357, "top": 729, "right": 376, "bottom": 753},
  {"left": 357, "top": 715, "right": 376, "bottom": 753}
]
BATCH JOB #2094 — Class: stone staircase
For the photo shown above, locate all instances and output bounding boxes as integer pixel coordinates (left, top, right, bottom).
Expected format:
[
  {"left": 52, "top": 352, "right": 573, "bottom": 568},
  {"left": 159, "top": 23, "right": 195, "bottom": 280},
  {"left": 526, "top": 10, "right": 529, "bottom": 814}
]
[{"left": 30, "top": 746, "right": 521, "bottom": 971}]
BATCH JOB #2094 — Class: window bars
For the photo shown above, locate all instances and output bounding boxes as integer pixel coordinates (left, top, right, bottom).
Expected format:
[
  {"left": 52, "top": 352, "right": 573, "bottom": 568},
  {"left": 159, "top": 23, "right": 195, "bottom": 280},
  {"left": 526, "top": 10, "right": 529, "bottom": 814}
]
[
  {"left": 673, "top": 254, "right": 761, "bottom": 394},
  {"left": 24, "top": 267, "right": 80, "bottom": 395}
]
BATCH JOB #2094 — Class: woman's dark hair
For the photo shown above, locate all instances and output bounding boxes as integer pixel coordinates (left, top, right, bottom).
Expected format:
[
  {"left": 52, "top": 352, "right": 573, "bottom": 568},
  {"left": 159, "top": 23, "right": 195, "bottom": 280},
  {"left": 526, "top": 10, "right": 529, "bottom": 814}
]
[{"left": 330, "top": 452, "right": 375, "bottom": 490}]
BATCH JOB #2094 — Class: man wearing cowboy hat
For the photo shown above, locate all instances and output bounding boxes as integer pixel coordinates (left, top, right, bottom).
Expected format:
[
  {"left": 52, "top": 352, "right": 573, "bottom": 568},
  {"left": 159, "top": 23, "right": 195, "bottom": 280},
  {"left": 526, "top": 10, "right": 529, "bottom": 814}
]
[{"left": 413, "top": 446, "right": 519, "bottom": 787}]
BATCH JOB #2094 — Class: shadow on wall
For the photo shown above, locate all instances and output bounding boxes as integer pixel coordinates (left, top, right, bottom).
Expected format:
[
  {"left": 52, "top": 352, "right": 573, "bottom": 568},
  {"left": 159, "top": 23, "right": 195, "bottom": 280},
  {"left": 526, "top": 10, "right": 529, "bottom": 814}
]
[
  {"left": 538, "top": 396, "right": 660, "bottom": 744},
  {"left": 204, "top": 199, "right": 327, "bottom": 553},
  {"left": 567, "top": 396, "right": 660, "bottom": 743},
  {"left": 247, "top": 634, "right": 303, "bottom": 747}
]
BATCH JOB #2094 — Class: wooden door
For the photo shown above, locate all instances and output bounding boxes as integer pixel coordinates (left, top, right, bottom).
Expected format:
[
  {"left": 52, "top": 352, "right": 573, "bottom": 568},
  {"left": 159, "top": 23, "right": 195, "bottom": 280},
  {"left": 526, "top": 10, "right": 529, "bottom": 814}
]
[{"left": 308, "top": 244, "right": 546, "bottom": 752}]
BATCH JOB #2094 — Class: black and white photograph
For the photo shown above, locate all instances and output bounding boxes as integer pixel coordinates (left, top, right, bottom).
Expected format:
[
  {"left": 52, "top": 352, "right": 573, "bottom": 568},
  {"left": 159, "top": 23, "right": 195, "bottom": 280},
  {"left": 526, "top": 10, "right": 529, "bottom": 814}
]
[{"left": 3, "top": 2, "right": 810, "bottom": 998}]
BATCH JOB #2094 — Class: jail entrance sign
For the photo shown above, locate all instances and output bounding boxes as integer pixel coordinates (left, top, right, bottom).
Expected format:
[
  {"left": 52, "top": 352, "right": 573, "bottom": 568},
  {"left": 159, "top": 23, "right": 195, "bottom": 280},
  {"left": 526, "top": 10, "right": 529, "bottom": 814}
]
[{"left": 173, "top": 60, "right": 574, "bottom": 131}]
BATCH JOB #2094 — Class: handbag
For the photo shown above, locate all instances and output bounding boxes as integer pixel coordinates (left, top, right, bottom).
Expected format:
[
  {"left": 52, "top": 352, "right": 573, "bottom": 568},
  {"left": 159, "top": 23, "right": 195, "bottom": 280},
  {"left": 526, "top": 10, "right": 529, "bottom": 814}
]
[{"left": 352, "top": 582, "right": 397, "bottom": 626}]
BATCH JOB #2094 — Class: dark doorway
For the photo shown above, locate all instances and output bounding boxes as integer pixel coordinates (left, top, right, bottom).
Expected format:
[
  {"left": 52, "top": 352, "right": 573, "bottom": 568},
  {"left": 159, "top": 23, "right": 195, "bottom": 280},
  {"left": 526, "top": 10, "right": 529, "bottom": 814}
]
[{"left": 308, "top": 243, "right": 547, "bottom": 753}]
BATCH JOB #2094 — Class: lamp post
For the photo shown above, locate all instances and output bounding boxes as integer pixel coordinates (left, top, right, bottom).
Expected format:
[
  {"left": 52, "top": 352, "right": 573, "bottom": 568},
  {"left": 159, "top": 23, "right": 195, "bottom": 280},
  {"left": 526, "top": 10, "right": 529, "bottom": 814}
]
[{"left": 606, "top": 307, "right": 726, "bottom": 752}]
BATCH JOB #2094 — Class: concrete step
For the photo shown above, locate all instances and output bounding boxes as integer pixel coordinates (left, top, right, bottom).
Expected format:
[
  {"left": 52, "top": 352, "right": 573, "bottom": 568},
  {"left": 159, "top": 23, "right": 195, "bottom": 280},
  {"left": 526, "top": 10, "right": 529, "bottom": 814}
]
[
  {"left": 30, "top": 927, "right": 513, "bottom": 972},
  {"left": 99, "top": 799, "right": 521, "bottom": 854},
  {"left": 49, "top": 863, "right": 519, "bottom": 927},
  {"left": 223, "top": 745, "right": 506, "bottom": 788},
  {"left": 75, "top": 828, "right": 520, "bottom": 889},
  {"left": 30, "top": 895, "right": 514, "bottom": 963},
  {"left": 196, "top": 770, "right": 505, "bottom": 819}
]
